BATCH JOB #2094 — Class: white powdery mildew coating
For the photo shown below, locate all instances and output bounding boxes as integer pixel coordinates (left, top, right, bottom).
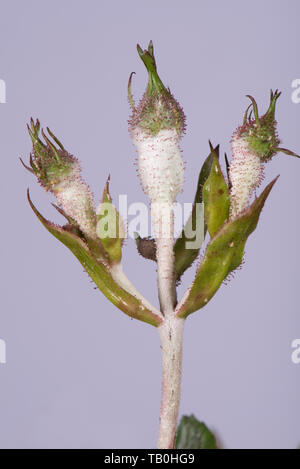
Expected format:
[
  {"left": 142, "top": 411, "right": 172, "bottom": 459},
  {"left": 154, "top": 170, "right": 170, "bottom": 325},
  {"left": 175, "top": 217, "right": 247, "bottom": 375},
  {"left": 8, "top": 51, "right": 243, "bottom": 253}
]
[
  {"left": 133, "top": 128, "right": 184, "bottom": 204},
  {"left": 110, "top": 263, "right": 162, "bottom": 317},
  {"left": 54, "top": 168, "right": 96, "bottom": 238},
  {"left": 152, "top": 202, "right": 176, "bottom": 314},
  {"left": 133, "top": 128, "right": 184, "bottom": 314},
  {"left": 158, "top": 316, "right": 184, "bottom": 448},
  {"left": 229, "top": 135, "right": 264, "bottom": 218}
]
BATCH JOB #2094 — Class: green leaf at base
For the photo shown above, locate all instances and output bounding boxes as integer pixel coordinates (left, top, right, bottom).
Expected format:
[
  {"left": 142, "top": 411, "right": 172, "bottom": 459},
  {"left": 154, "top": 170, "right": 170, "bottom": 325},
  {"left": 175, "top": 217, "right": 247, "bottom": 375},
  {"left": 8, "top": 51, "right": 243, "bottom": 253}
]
[
  {"left": 175, "top": 415, "right": 218, "bottom": 449},
  {"left": 176, "top": 177, "right": 278, "bottom": 319},
  {"left": 27, "top": 190, "right": 162, "bottom": 327},
  {"left": 174, "top": 145, "right": 218, "bottom": 280},
  {"left": 96, "top": 177, "right": 125, "bottom": 263},
  {"left": 203, "top": 148, "right": 230, "bottom": 237}
]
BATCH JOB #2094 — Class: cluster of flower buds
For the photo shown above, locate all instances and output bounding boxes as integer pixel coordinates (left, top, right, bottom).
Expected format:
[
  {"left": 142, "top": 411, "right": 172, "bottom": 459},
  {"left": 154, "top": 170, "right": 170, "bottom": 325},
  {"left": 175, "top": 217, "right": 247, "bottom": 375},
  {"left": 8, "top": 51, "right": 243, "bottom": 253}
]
[
  {"left": 229, "top": 90, "right": 299, "bottom": 218},
  {"left": 21, "top": 41, "right": 300, "bottom": 327},
  {"left": 21, "top": 119, "right": 97, "bottom": 239},
  {"left": 21, "top": 41, "right": 300, "bottom": 451}
]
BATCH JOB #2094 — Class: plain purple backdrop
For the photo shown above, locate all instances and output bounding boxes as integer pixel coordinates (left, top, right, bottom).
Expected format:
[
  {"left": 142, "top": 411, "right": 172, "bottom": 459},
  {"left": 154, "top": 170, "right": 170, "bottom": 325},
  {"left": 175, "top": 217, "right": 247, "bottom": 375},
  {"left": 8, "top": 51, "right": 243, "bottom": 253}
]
[{"left": 0, "top": 0, "right": 299, "bottom": 449}]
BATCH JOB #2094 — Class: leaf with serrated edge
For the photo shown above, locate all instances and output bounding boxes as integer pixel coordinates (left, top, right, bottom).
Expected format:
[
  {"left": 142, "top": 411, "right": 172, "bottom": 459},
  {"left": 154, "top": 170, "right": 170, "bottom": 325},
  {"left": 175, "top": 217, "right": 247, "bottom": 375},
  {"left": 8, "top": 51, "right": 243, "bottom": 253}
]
[
  {"left": 174, "top": 146, "right": 218, "bottom": 279},
  {"left": 175, "top": 415, "right": 218, "bottom": 449},
  {"left": 27, "top": 190, "right": 162, "bottom": 327},
  {"left": 176, "top": 177, "right": 278, "bottom": 319}
]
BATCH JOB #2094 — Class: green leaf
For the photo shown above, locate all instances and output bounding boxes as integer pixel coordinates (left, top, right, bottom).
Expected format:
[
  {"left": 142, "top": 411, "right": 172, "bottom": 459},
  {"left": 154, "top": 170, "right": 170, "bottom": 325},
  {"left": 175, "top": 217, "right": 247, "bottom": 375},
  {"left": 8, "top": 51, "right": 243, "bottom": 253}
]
[
  {"left": 176, "top": 177, "right": 278, "bottom": 319},
  {"left": 96, "top": 177, "right": 125, "bottom": 263},
  {"left": 51, "top": 202, "right": 109, "bottom": 262},
  {"left": 135, "top": 145, "right": 218, "bottom": 279},
  {"left": 203, "top": 147, "right": 230, "bottom": 238},
  {"left": 174, "top": 145, "right": 217, "bottom": 280},
  {"left": 175, "top": 415, "right": 218, "bottom": 449},
  {"left": 27, "top": 190, "right": 162, "bottom": 327}
]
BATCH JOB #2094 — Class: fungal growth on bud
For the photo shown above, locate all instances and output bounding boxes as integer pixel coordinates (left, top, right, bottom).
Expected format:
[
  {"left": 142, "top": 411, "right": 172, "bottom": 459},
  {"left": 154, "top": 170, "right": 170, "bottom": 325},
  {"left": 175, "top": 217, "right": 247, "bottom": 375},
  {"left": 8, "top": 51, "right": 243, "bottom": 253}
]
[
  {"left": 229, "top": 90, "right": 299, "bottom": 218},
  {"left": 21, "top": 119, "right": 96, "bottom": 239},
  {"left": 128, "top": 40, "right": 186, "bottom": 205},
  {"left": 129, "top": 41, "right": 186, "bottom": 315}
]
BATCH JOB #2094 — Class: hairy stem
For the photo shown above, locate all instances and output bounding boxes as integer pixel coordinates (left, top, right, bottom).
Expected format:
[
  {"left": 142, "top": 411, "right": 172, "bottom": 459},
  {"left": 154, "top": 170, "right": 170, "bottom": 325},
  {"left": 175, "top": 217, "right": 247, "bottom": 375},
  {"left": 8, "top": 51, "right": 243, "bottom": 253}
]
[
  {"left": 157, "top": 316, "right": 184, "bottom": 449},
  {"left": 152, "top": 201, "right": 182, "bottom": 448},
  {"left": 110, "top": 262, "right": 163, "bottom": 318},
  {"left": 152, "top": 202, "right": 177, "bottom": 314}
]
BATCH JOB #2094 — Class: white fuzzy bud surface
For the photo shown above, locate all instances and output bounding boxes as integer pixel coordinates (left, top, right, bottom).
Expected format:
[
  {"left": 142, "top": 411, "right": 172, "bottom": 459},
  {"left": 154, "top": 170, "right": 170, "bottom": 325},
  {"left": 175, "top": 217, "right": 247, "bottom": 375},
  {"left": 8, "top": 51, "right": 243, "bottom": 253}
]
[
  {"left": 133, "top": 128, "right": 184, "bottom": 204},
  {"left": 229, "top": 135, "right": 264, "bottom": 218},
  {"left": 54, "top": 168, "right": 96, "bottom": 238},
  {"left": 132, "top": 127, "right": 184, "bottom": 314}
]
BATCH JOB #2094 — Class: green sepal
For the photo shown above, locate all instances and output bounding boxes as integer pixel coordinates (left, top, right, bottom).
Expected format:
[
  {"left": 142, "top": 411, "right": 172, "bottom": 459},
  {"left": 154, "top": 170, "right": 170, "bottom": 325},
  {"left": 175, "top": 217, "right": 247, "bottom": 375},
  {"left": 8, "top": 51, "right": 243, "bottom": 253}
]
[
  {"left": 127, "top": 71, "right": 136, "bottom": 112},
  {"left": 96, "top": 177, "right": 125, "bottom": 263},
  {"left": 238, "top": 91, "right": 299, "bottom": 161},
  {"left": 51, "top": 202, "right": 109, "bottom": 262},
  {"left": 137, "top": 145, "right": 216, "bottom": 279},
  {"left": 130, "top": 41, "right": 185, "bottom": 136},
  {"left": 203, "top": 146, "right": 230, "bottom": 238},
  {"left": 176, "top": 177, "right": 278, "bottom": 319},
  {"left": 27, "top": 190, "right": 162, "bottom": 327},
  {"left": 137, "top": 40, "right": 166, "bottom": 96},
  {"left": 51, "top": 203, "right": 85, "bottom": 238},
  {"left": 275, "top": 147, "right": 300, "bottom": 158},
  {"left": 175, "top": 415, "right": 218, "bottom": 449},
  {"left": 173, "top": 145, "right": 216, "bottom": 280},
  {"left": 25, "top": 118, "right": 76, "bottom": 190}
]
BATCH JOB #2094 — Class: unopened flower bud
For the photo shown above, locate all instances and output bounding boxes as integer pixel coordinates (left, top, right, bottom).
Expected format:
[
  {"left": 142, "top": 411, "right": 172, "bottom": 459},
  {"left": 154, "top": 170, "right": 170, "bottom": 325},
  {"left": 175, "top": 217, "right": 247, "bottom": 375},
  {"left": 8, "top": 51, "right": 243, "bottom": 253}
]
[
  {"left": 129, "top": 41, "right": 186, "bottom": 205},
  {"left": 21, "top": 119, "right": 96, "bottom": 238},
  {"left": 229, "top": 90, "right": 299, "bottom": 217}
]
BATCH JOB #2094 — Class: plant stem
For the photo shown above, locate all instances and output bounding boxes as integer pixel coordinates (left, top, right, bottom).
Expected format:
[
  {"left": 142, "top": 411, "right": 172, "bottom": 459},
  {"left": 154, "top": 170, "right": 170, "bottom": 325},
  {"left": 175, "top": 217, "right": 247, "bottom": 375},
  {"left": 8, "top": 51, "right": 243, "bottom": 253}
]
[
  {"left": 157, "top": 316, "right": 184, "bottom": 449},
  {"left": 152, "top": 202, "right": 177, "bottom": 314},
  {"left": 110, "top": 262, "right": 163, "bottom": 318},
  {"left": 152, "top": 201, "right": 183, "bottom": 448}
]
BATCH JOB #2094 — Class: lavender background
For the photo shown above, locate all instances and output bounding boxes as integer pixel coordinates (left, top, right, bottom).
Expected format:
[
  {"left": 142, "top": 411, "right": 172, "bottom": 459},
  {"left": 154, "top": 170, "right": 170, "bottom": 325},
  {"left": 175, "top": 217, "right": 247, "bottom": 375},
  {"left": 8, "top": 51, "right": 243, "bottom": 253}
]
[{"left": 0, "top": 0, "right": 299, "bottom": 449}]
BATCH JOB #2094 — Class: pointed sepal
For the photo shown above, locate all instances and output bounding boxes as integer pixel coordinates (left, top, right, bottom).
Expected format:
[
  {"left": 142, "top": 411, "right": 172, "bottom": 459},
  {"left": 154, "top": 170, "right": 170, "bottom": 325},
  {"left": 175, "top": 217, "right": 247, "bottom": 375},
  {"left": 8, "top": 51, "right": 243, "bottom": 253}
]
[
  {"left": 136, "top": 40, "right": 165, "bottom": 95},
  {"left": 127, "top": 71, "right": 136, "bottom": 112},
  {"left": 129, "top": 41, "right": 185, "bottom": 137},
  {"left": 202, "top": 145, "right": 230, "bottom": 238},
  {"left": 173, "top": 145, "right": 217, "bottom": 279},
  {"left": 275, "top": 147, "right": 300, "bottom": 158},
  {"left": 27, "top": 190, "right": 162, "bottom": 327},
  {"left": 96, "top": 177, "right": 125, "bottom": 263},
  {"left": 25, "top": 118, "right": 77, "bottom": 190},
  {"left": 234, "top": 90, "right": 299, "bottom": 162},
  {"left": 176, "top": 177, "right": 278, "bottom": 319}
]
